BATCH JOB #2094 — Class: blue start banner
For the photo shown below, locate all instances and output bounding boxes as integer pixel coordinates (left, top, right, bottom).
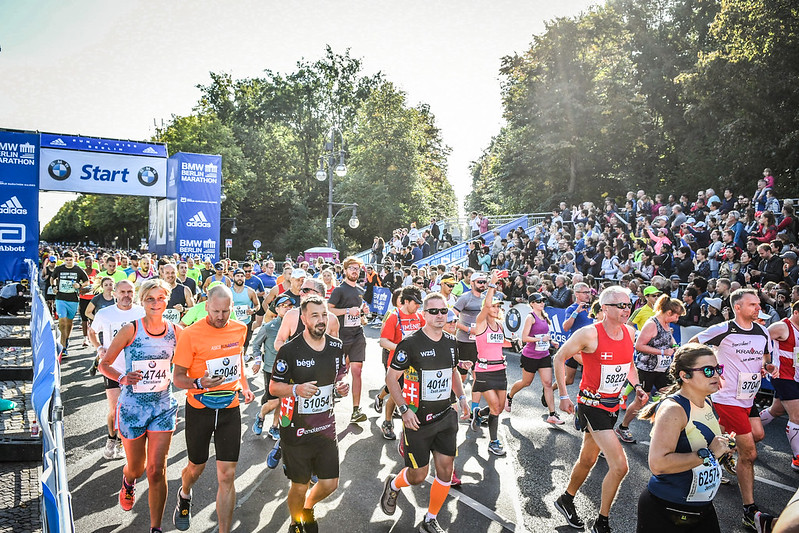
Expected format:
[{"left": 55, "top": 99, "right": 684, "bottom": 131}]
[
  {"left": 0, "top": 130, "right": 39, "bottom": 280},
  {"left": 164, "top": 152, "right": 222, "bottom": 261}
]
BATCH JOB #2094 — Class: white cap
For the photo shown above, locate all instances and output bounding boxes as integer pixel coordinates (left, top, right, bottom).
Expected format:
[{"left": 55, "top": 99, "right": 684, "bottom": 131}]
[{"left": 470, "top": 272, "right": 487, "bottom": 282}]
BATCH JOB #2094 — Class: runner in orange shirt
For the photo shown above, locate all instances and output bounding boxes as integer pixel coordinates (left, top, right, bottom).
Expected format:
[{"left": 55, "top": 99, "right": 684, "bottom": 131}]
[{"left": 170, "top": 284, "right": 255, "bottom": 533}]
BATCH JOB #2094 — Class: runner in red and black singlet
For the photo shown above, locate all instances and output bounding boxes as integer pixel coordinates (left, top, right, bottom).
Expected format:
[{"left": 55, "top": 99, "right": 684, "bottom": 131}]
[
  {"left": 552, "top": 286, "right": 648, "bottom": 533},
  {"left": 765, "top": 301, "right": 799, "bottom": 473}
]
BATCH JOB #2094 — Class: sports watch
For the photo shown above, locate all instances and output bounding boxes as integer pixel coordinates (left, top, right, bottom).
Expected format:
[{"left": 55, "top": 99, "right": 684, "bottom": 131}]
[
  {"left": 397, "top": 404, "right": 409, "bottom": 415},
  {"left": 697, "top": 447, "right": 713, "bottom": 467}
]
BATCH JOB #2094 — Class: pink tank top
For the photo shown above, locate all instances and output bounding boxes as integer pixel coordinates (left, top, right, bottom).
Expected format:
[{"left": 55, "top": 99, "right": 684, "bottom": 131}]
[{"left": 474, "top": 322, "right": 506, "bottom": 373}]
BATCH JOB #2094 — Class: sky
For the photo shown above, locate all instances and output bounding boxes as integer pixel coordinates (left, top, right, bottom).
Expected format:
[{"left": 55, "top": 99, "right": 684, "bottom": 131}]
[{"left": 0, "top": 0, "right": 598, "bottom": 229}]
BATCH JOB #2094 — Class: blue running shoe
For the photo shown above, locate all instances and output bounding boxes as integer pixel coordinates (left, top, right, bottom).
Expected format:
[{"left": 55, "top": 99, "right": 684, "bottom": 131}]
[
  {"left": 268, "top": 426, "right": 280, "bottom": 441},
  {"left": 252, "top": 415, "right": 264, "bottom": 436},
  {"left": 267, "top": 440, "right": 282, "bottom": 469}
]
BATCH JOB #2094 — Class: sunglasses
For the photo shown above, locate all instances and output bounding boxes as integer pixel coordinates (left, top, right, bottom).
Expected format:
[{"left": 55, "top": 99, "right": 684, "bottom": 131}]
[
  {"left": 300, "top": 288, "right": 319, "bottom": 294},
  {"left": 244, "top": 270, "right": 252, "bottom": 273},
  {"left": 443, "top": 283, "right": 455, "bottom": 288},
  {"left": 604, "top": 302, "right": 633, "bottom": 310},
  {"left": 474, "top": 280, "right": 487, "bottom": 284},
  {"left": 425, "top": 308, "right": 449, "bottom": 315},
  {"left": 688, "top": 364, "right": 724, "bottom": 378}
]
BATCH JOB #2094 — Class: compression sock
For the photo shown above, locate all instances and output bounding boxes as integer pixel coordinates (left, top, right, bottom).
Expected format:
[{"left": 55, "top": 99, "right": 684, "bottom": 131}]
[
  {"left": 471, "top": 401, "right": 479, "bottom": 413},
  {"left": 621, "top": 383, "right": 634, "bottom": 398},
  {"left": 787, "top": 422, "right": 799, "bottom": 457},
  {"left": 760, "top": 408, "right": 776, "bottom": 426},
  {"left": 595, "top": 514, "right": 609, "bottom": 527},
  {"left": 391, "top": 467, "right": 411, "bottom": 491},
  {"left": 488, "top": 414, "right": 499, "bottom": 441},
  {"left": 426, "top": 476, "right": 452, "bottom": 519},
  {"left": 561, "top": 491, "right": 575, "bottom": 502}
]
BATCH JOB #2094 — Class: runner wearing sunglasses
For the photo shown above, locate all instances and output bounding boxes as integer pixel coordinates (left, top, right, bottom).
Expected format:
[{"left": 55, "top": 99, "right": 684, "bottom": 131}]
[
  {"left": 689, "top": 288, "right": 777, "bottom": 529},
  {"left": 553, "top": 286, "right": 648, "bottom": 533},
  {"left": 636, "top": 343, "right": 735, "bottom": 533}
]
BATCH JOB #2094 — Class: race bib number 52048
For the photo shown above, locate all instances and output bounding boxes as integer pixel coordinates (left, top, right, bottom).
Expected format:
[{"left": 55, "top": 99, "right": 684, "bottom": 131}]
[{"left": 206, "top": 356, "right": 241, "bottom": 385}]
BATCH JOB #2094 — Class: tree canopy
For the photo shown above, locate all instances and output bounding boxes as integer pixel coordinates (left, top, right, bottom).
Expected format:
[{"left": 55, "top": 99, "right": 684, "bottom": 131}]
[
  {"left": 467, "top": 0, "right": 799, "bottom": 213},
  {"left": 42, "top": 47, "right": 457, "bottom": 256}
]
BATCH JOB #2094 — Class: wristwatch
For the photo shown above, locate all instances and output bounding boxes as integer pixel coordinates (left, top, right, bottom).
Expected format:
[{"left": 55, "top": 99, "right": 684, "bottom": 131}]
[
  {"left": 697, "top": 447, "right": 713, "bottom": 467},
  {"left": 397, "top": 404, "right": 409, "bottom": 415},
  {"left": 194, "top": 378, "right": 204, "bottom": 390}
]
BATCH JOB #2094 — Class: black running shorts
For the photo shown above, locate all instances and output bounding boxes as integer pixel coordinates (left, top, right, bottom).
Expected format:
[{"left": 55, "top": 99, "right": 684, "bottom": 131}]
[
  {"left": 575, "top": 403, "right": 618, "bottom": 433},
  {"left": 472, "top": 369, "right": 508, "bottom": 393},
  {"left": 638, "top": 369, "right": 671, "bottom": 394},
  {"left": 403, "top": 408, "right": 457, "bottom": 468},
  {"left": 456, "top": 341, "right": 478, "bottom": 375},
  {"left": 261, "top": 370, "right": 277, "bottom": 404},
  {"left": 520, "top": 355, "right": 552, "bottom": 374},
  {"left": 343, "top": 334, "right": 367, "bottom": 363},
  {"left": 282, "top": 434, "right": 340, "bottom": 484},
  {"left": 184, "top": 403, "right": 242, "bottom": 464}
]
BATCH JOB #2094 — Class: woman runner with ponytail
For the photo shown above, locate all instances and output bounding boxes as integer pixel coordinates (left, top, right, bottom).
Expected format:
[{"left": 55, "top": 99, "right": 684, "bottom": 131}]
[{"left": 636, "top": 343, "right": 734, "bottom": 532}]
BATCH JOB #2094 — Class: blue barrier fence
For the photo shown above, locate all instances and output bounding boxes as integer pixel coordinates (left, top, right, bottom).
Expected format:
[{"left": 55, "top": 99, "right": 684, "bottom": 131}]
[
  {"left": 412, "top": 216, "right": 528, "bottom": 268},
  {"left": 27, "top": 259, "right": 75, "bottom": 533}
]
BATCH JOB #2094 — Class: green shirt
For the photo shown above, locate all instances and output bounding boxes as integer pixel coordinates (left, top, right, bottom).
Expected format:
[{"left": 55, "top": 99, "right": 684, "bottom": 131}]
[{"left": 181, "top": 301, "right": 207, "bottom": 326}]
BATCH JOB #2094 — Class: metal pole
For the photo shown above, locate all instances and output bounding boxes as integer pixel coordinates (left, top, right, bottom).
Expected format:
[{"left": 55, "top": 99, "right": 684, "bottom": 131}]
[{"left": 327, "top": 155, "right": 334, "bottom": 248}]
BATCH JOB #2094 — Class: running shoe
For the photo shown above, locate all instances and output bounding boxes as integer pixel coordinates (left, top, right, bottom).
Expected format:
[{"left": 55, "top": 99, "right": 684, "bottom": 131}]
[
  {"left": 554, "top": 494, "right": 584, "bottom": 529},
  {"left": 488, "top": 440, "right": 506, "bottom": 456},
  {"left": 451, "top": 469, "right": 462, "bottom": 488},
  {"left": 302, "top": 507, "right": 318, "bottom": 533},
  {"left": 268, "top": 426, "right": 280, "bottom": 441},
  {"left": 252, "top": 415, "right": 264, "bottom": 435},
  {"left": 82, "top": 339, "right": 89, "bottom": 348},
  {"left": 380, "top": 474, "right": 400, "bottom": 515},
  {"left": 173, "top": 489, "right": 192, "bottom": 531},
  {"left": 541, "top": 390, "right": 547, "bottom": 407},
  {"left": 720, "top": 453, "right": 737, "bottom": 476},
  {"left": 754, "top": 510, "right": 776, "bottom": 533},
  {"left": 103, "top": 437, "right": 116, "bottom": 460},
  {"left": 89, "top": 356, "right": 99, "bottom": 377},
  {"left": 470, "top": 408, "right": 484, "bottom": 431},
  {"left": 350, "top": 407, "right": 367, "bottom": 424},
  {"left": 743, "top": 505, "right": 761, "bottom": 530},
  {"left": 287, "top": 524, "right": 304, "bottom": 533},
  {"left": 505, "top": 394, "right": 512, "bottom": 413},
  {"left": 591, "top": 518, "right": 612, "bottom": 533},
  {"left": 118, "top": 476, "right": 135, "bottom": 511},
  {"left": 419, "top": 517, "right": 446, "bottom": 533},
  {"left": 614, "top": 426, "right": 636, "bottom": 443},
  {"left": 791, "top": 455, "right": 799, "bottom": 472},
  {"left": 113, "top": 439, "right": 126, "bottom": 459},
  {"left": 373, "top": 393, "right": 384, "bottom": 414},
  {"left": 150, "top": 528, "right": 163, "bottom": 533},
  {"left": 381, "top": 420, "right": 396, "bottom": 440},
  {"left": 267, "top": 441, "right": 282, "bottom": 469},
  {"left": 546, "top": 413, "right": 565, "bottom": 426}
]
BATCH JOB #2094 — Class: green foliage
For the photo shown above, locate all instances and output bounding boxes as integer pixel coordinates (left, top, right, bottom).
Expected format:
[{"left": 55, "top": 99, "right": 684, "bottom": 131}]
[
  {"left": 41, "top": 47, "right": 457, "bottom": 256},
  {"left": 469, "top": 0, "right": 799, "bottom": 213}
]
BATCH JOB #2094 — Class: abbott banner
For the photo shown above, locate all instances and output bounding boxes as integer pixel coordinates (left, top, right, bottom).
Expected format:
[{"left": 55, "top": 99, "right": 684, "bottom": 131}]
[
  {"left": 0, "top": 130, "right": 39, "bottom": 280},
  {"left": 39, "top": 134, "right": 167, "bottom": 197}
]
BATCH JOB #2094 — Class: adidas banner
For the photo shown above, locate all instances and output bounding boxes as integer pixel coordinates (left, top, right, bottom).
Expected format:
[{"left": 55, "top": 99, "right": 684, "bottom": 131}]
[
  {"left": 39, "top": 133, "right": 167, "bottom": 197},
  {"left": 167, "top": 153, "right": 222, "bottom": 261},
  {"left": 0, "top": 130, "right": 39, "bottom": 280}
]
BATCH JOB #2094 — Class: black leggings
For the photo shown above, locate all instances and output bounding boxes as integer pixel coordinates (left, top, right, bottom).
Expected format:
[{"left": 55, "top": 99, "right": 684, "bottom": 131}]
[{"left": 636, "top": 490, "right": 720, "bottom": 533}]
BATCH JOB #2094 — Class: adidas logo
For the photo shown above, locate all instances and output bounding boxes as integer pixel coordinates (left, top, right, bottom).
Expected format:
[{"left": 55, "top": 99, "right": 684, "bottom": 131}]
[
  {"left": 142, "top": 147, "right": 157, "bottom": 154},
  {"left": 0, "top": 196, "right": 27, "bottom": 215},
  {"left": 49, "top": 138, "right": 67, "bottom": 146},
  {"left": 186, "top": 211, "right": 211, "bottom": 228}
]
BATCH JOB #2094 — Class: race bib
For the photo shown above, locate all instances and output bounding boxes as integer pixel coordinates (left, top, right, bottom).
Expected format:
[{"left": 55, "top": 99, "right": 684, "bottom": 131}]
[
  {"left": 736, "top": 372, "right": 761, "bottom": 400},
  {"left": 598, "top": 363, "right": 630, "bottom": 395},
  {"left": 655, "top": 352, "right": 673, "bottom": 372},
  {"left": 535, "top": 340, "right": 550, "bottom": 351},
  {"left": 344, "top": 310, "right": 360, "bottom": 328},
  {"left": 206, "top": 356, "right": 241, "bottom": 385},
  {"left": 163, "top": 308, "right": 181, "bottom": 324},
  {"left": 793, "top": 347, "right": 799, "bottom": 368},
  {"left": 46, "top": 286, "right": 55, "bottom": 295},
  {"left": 297, "top": 384, "right": 334, "bottom": 415},
  {"left": 686, "top": 457, "right": 722, "bottom": 503},
  {"left": 487, "top": 331, "right": 504, "bottom": 344},
  {"left": 421, "top": 368, "right": 451, "bottom": 401},
  {"left": 131, "top": 359, "right": 171, "bottom": 393},
  {"left": 58, "top": 279, "right": 75, "bottom": 293},
  {"left": 233, "top": 305, "right": 250, "bottom": 322}
]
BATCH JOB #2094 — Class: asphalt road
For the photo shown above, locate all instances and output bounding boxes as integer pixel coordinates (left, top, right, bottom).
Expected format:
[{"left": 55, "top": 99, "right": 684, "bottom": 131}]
[{"left": 60, "top": 323, "right": 798, "bottom": 532}]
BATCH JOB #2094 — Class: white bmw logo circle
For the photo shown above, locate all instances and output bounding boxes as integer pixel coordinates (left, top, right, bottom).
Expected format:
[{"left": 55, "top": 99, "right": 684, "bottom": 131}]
[
  {"left": 48, "top": 159, "right": 71, "bottom": 180},
  {"left": 138, "top": 166, "right": 158, "bottom": 186}
]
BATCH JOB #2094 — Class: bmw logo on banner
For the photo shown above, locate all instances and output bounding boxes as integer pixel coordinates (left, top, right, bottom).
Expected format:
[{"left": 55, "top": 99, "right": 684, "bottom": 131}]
[
  {"left": 506, "top": 307, "right": 521, "bottom": 332},
  {"left": 138, "top": 166, "right": 158, "bottom": 187},
  {"left": 48, "top": 159, "right": 71, "bottom": 181}
]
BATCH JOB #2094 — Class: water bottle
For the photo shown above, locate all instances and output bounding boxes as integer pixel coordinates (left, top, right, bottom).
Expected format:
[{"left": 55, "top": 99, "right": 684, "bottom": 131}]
[{"left": 31, "top": 417, "right": 40, "bottom": 438}]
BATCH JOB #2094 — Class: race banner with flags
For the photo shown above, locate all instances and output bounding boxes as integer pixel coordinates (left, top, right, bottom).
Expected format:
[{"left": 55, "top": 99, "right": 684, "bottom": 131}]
[{"left": 0, "top": 130, "right": 39, "bottom": 280}]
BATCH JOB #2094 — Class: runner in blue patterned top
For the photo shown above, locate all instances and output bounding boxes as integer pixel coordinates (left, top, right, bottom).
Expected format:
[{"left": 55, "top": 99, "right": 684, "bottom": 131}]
[{"left": 99, "top": 278, "right": 182, "bottom": 533}]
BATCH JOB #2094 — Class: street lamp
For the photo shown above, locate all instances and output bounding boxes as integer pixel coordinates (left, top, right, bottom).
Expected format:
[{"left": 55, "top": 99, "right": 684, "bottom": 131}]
[
  {"left": 316, "top": 127, "right": 357, "bottom": 248},
  {"left": 221, "top": 217, "right": 237, "bottom": 259}
]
